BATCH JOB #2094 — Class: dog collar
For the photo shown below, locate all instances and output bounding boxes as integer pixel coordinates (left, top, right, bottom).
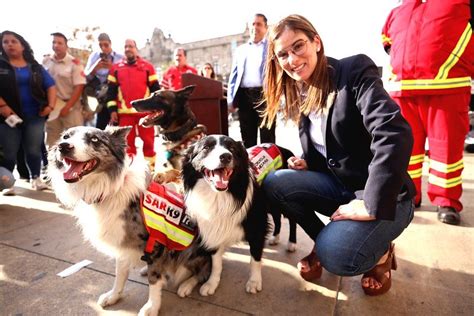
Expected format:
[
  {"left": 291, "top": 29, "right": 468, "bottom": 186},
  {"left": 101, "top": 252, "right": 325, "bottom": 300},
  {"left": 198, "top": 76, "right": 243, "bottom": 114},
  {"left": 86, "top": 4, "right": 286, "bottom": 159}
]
[
  {"left": 162, "top": 117, "right": 198, "bottom": 142},
  {"left": 170, "top": 130, "right": 206, "bottom": 155}
]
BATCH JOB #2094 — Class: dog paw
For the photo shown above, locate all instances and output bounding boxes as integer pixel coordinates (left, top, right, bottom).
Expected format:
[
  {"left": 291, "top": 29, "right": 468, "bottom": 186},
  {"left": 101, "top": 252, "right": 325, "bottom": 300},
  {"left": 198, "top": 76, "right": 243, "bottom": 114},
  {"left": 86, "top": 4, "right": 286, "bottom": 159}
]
[
  {"left": 153, "top": 169, "right": 181, "bottom": 184},
  {"left": 199, "top": 280, "right": 219, "bottom": 296},
  {"left": 153, "top": 172, "right": 167, "bottom": 184},
  {"left": 177, "top": 278, "right": 198, "bottom": 297},
  {"left": 97, "top": 290, "right": 121, "bottom": 307},
  {"left": 268, "top": 235, "right": 280, "bottom": 245},
  {"left": 245, "top": 277, "right": 262, "bottom": 294},
  {"left": 287, "top": 242, "right": 297, "bottom": 253},
  {"left": 138, "top": 301, "right": 160, "bottom": 316},
  {"left": 139, "top": 265, "right": 148, "bottom": 276}
]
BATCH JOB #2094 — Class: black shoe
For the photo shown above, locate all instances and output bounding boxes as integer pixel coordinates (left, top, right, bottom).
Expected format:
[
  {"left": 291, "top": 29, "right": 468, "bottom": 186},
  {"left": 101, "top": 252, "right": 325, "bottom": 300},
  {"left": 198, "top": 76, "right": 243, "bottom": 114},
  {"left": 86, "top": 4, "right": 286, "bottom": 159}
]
[{"left": 437, "top": 206, "right": 460, "bottom": 225}]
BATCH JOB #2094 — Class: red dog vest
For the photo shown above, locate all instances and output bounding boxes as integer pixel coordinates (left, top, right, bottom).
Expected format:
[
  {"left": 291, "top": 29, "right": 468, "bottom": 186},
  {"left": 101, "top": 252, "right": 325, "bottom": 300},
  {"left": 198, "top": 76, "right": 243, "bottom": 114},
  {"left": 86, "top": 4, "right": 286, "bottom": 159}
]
[
  {"left": 247, "top": 143, "right": 283, "bottom": 185},
  {"left": 141, "top": 181, "right": 196, "bottom": 254}
]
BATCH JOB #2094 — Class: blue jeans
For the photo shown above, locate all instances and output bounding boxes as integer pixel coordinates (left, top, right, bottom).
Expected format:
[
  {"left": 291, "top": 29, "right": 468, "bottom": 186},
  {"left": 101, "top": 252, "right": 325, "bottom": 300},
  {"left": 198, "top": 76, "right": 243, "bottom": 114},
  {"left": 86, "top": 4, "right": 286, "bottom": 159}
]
[
  {"left": 263, "top": 169, "right": 414, "bottom": 276},
  {"left": 0, "top": 166, "right": 15, "bottom": 190},
  {"left": 0, "top": 116, "right": 46, "bottom": 178}
]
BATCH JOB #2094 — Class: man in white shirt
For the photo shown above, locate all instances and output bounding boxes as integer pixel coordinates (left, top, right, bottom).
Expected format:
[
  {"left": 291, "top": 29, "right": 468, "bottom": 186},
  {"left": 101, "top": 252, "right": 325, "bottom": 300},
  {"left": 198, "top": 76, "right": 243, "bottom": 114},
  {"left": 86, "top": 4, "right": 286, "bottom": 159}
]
[
  {"left": 227, "top": 13, "right": 275, "bottom": 148},
  {"left": 43, "top": 32, "right": 86, "bottom": 148}
]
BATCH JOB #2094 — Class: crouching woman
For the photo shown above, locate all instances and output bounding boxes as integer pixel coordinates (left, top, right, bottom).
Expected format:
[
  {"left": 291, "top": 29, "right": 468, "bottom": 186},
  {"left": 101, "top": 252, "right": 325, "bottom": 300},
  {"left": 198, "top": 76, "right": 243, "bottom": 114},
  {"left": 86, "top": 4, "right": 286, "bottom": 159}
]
[{"left": 261, "top": 14, "right": 415, "bottom": 296}]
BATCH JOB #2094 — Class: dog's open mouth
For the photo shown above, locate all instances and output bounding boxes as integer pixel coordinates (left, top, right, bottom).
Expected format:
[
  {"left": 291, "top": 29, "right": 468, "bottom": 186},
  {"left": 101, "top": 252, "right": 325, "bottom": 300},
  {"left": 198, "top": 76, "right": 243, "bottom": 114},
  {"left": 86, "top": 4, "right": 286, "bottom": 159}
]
[
  {"left": 140, "top": 110, "right": 164, "bottom": 127},
  {"left": 203, "top": 167, "right": 233, "bottom": 191},
  {"left": 62, "top": 157, "right": 99, "bottom": 183}
]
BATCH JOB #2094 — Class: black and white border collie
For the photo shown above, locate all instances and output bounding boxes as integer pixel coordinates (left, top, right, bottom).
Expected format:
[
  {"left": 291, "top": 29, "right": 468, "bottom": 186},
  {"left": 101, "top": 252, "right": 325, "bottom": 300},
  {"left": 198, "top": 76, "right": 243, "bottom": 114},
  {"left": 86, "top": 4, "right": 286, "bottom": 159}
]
[
  {"left": 48, "top": 126, "right": 213, "bottom": 316},
  {"left": 182, "top": 134, "right": 269, "bottom": 295}
]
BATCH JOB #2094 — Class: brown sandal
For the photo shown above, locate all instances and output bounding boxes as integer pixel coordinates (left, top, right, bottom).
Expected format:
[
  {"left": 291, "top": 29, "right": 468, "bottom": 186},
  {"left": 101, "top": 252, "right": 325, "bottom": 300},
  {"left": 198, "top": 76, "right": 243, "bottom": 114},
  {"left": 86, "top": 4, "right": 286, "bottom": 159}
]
[
  {"left": 362, "top": 243, "right": 397, "bottom": 296},
  {"left": 297, "top": 251, "right": 322, "bottom": 282}
]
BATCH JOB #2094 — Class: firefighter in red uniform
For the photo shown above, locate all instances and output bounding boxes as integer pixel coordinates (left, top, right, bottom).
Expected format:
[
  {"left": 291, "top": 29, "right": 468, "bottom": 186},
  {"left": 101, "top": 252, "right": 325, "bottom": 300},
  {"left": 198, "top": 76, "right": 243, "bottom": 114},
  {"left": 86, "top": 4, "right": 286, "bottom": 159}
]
[
  {"left": 106, "top": 39, "right": 160, "bottom": 167},
  {"left": 382, "top": 0, "right": 473, "bottom": 225},
  {"left": 161, "top": 47, "right": 197, "bottom": 90}
]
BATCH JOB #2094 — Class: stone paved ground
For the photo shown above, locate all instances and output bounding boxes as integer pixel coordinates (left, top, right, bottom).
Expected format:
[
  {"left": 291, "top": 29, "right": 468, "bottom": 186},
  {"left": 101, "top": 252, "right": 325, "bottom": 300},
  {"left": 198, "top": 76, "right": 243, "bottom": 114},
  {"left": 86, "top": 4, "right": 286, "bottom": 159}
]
[{"left": 1, "top": 120, "right": 473, "bottom": 315}]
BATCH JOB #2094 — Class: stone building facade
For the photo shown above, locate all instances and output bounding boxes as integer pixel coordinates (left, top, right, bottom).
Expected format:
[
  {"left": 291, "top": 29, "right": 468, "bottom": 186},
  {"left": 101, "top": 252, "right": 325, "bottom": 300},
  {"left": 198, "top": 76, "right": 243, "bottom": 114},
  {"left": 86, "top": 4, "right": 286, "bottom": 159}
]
[{"left": 139, "top": 27, "right": 250, "bottom": 82}]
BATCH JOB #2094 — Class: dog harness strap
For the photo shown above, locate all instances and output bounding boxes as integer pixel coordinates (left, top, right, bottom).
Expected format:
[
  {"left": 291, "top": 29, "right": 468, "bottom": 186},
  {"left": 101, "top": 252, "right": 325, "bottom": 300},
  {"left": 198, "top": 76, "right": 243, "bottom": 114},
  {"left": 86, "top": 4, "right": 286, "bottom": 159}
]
[{"left": 162, "top": 117, "right": 198, "bottom": 142}]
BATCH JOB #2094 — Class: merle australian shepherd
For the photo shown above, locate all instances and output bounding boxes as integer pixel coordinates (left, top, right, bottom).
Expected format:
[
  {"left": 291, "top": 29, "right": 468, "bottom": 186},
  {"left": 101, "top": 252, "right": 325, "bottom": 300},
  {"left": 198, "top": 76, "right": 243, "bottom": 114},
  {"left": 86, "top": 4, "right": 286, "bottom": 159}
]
[
  {"left": 48, "top": 126, "right": 214, "bottom": 315},
  {"left": 182, "top": 134, "right": 269, "bottom": 295}
]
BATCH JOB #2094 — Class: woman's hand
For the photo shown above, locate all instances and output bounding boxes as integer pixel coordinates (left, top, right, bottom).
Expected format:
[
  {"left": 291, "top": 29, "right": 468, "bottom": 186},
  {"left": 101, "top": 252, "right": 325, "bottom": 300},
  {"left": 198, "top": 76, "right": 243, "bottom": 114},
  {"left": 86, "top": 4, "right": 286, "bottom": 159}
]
[
  {"left": 330, "top": 199, "right": 376, "bottom": 222},
  {"left": 288, "top": 156, "right": 308, "bottom": 170},
  {"left": 39, "top": 105, "right": 54, "bottom": 117}
]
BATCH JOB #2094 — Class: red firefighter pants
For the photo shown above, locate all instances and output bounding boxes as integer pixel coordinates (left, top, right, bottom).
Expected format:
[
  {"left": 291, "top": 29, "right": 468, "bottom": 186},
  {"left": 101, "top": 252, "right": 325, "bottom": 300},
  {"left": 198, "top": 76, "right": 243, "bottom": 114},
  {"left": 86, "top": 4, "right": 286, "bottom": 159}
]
[
  {"left": 392, "top": 93, "right": 469, "bottom": 211},
  {"left": 118, "top": 114, "right": 156, "bottom": 162}
]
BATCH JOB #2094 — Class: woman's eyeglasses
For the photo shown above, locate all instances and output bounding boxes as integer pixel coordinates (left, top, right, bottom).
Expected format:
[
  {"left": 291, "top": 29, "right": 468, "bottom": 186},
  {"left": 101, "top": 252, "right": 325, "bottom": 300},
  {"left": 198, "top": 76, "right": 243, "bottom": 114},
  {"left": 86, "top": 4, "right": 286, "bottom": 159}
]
[{"left": 274, "top": 39, "right": 309, "bottom": 63}]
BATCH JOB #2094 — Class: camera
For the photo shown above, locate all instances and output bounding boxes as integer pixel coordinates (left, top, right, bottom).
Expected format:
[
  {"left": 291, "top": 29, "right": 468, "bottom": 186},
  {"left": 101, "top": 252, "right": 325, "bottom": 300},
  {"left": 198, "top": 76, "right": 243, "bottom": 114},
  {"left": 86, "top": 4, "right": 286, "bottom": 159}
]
[
  {"left": 100, "top": 53, "right": 111, "bottom": 61},
  {"left": 5, "top": 114, "right": 23, "bottom": 128}
]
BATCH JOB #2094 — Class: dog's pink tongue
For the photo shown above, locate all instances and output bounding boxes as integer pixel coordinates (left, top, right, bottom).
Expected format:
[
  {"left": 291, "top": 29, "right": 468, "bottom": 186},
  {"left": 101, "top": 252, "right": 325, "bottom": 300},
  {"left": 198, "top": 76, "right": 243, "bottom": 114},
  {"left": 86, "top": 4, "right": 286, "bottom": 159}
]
[
  {"left": 63, "top": 161, "right": 88, "bottom": 182},
  {"left": 211, "top": 169, "right": 232, "bottom": 190}
]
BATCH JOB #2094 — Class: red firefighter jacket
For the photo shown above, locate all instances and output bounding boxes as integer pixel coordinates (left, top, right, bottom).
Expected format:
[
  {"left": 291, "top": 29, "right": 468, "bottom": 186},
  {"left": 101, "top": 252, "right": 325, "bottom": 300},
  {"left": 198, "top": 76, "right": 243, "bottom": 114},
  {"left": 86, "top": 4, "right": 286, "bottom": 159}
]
[
  {"left": 382, "top": 0, "right": 473, "bottom": 96},
  {"left": 106, "top": 57, "right": 159, "bottom": 114}
]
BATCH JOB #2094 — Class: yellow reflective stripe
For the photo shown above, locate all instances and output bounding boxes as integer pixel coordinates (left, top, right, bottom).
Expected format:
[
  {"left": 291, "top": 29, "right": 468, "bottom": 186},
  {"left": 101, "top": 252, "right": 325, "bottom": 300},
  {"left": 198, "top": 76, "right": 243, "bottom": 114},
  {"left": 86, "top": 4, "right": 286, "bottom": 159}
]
[
  {"left": 436, "top": 23, "right": 472, "bottom": 79},
  {"left": 119, "top": 107, "right": 137, "bottom": 114},
  {"left": 107, "top": 100, "right": 117, "bottom": 108},
  {"left": 400, "top": 77, "right": 472, "bottom": 90},
  {"left": 149, "top": 74, "right": 158, "bottom": 82},
  {"left": 117, "top": 89, "right": 137, "bottom": 113},
  {"left": 381, "top": 34, "right": 391, "bottom": 45},
  {"left": 107, "top": 74, "right": 117, "bottom": 83},
  {"left": 428, "top": 174, "right": 462, "bottom": 189},
  {"left": 409, "top": 154, "right": 425, "bottom": 165},
  {"left": 429, "top": 158, "right": 464, "bottom": 174},
  {"left": 143, "top": 209, "right": 194, "bottom": 246},
  {"left": 256, "top": 156, "right": 283, "bottom": 183},
  {"left": 408, "top": 168, "right": 423, "bottom": 179}
]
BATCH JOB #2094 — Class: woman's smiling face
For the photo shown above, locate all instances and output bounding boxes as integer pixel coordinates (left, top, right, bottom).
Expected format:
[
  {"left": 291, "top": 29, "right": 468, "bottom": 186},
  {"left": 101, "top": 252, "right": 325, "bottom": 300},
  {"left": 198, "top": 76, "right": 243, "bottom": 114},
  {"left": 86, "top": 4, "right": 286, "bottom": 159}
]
[{"left": 273, "top": 29, "right": 320, "bottom": 83}]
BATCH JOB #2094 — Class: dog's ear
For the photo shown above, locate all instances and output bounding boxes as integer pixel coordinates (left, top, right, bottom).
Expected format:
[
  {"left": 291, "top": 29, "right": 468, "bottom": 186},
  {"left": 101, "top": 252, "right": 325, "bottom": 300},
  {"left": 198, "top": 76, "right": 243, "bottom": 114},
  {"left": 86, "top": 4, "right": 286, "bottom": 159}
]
[
  {"left": 236, "top": 140, "right": 249, "bottom": 164},
  {"left": 105, "top": 126, "right": 132, "bottom": 141},
  {"left": 182, "top": 141, "right": 198, "bottom": 164},
  {"left": 177, "top": 85, "right": 196, "bottom": 100}
]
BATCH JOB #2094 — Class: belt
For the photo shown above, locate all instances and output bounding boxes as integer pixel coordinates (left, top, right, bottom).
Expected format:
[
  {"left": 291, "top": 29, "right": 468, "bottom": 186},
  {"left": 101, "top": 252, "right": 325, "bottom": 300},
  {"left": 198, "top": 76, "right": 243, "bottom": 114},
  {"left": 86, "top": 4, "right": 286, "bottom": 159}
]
[{"left": 240, "top": 87, "right": 262, "bottom": 92}]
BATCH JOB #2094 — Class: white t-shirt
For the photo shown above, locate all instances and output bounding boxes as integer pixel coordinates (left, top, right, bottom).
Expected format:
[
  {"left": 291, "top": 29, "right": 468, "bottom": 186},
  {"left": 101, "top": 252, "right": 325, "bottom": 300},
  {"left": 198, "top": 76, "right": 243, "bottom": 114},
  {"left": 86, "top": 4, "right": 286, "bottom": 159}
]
[{"left": 308, "top": 110, "right": 327, "bottom": 158}]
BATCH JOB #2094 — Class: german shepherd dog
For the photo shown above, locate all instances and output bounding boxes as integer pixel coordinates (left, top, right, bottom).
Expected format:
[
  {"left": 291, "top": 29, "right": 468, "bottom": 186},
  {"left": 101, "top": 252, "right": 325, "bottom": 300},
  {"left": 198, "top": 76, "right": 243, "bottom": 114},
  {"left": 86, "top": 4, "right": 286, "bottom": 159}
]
[
  {"left": 132, "top": 86, "right": 298, "bottom": 251},
  {"left": 132, "top": 86, "right": 206, "bottom": 172},
  {"left": 48, "top": 126, "right": 214, "bottom": 315}
]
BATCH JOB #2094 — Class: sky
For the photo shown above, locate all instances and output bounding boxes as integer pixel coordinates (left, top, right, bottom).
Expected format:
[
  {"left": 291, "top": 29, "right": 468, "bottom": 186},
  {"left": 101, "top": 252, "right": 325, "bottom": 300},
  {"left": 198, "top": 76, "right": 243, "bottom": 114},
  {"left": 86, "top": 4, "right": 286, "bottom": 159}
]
[{"left": 3, "top": 0, "right": 399, "bottom": 66}]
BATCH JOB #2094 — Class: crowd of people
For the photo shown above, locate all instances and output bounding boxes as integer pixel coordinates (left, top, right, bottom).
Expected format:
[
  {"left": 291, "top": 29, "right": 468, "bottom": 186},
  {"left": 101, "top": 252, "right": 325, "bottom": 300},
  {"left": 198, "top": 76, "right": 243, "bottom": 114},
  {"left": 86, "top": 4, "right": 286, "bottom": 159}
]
[
  {"left": 1, "top": 0, "right": 472, "bottom": 298},
  {"left": 0, "top": 31, "right": 215, "bottom": 191}
]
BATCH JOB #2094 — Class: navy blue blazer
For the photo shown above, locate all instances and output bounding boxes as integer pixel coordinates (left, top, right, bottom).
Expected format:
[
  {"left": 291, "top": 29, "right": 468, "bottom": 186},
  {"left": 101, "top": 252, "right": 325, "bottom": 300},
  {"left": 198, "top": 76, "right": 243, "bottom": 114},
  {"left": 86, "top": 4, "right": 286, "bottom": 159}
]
[{"left": 299, "top": 54, "right": 415, "bottom": 220}]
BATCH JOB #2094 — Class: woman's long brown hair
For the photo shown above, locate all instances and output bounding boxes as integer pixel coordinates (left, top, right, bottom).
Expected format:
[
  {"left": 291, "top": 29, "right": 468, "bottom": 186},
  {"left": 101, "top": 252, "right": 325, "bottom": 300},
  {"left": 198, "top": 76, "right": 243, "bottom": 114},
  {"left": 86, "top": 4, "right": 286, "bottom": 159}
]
[{"left": 261, "top": 15, "right": 332, "bottom": 128}]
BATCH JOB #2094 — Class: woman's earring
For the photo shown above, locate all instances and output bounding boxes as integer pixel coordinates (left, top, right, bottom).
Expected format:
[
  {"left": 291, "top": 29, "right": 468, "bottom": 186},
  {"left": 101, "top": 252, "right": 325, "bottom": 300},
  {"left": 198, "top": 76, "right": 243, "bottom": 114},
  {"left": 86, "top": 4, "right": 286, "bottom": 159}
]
[{"left": 317, "top": 46, "right": 321, "bottom": 52}]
